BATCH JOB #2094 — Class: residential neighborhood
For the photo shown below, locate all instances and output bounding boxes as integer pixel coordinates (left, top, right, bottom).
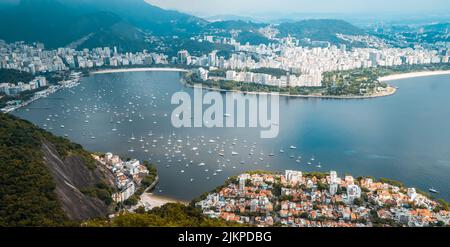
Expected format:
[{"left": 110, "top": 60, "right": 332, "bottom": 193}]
[
  {"left": 93, "top": 152, "right": 151, "bottom": 203},
  {"left": 196, "top": 170, "right": 450, "bottom": 227}
]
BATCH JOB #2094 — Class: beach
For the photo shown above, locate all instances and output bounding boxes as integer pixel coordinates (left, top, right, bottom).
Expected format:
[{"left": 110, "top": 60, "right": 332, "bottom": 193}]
[
  {"left": 379, "top": 70, "right": 450, "bottom": 82},
  {"left": 131, "top": 192, "right": 189, "bottom": 211},
  {"left": 91, "top": 67, "right": 188, "bottom": 74}
]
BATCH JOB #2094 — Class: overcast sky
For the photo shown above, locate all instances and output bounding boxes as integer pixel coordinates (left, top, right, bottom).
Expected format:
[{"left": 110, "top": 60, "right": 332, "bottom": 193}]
[{"left": 146, "top": 0, "right": 450, "bottom": 17}]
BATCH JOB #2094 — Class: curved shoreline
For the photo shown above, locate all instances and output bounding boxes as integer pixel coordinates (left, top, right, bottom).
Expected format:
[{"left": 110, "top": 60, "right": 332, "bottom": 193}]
[
  {"left": 185, "top": 84, "right": 397, "bottom": 99},
  {"left": 379, "top": 70, "right": 450, "bottom": 82},
  {"left": 88, "top": 68, "right": 450, "bottom": 99},
  {"left": 91, "top": 67, "right": 188, "bottom": 74}
]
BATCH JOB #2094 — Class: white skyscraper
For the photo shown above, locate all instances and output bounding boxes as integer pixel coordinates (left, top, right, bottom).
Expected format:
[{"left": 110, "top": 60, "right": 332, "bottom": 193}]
[
  {"left": 330, "top": 183, "right": 339, "bottom": 196},
  {"left": 239, "top": 176, "right": 246, "bottom": 192},
  {"left": 208, "top": 51, "right": 217, "bottom": 67},
  {"left": 250, "top": 199, "right": 258, "bottom": 212},
  {"left": 330, "top": 170, "right": 337, "bottom": 183}
]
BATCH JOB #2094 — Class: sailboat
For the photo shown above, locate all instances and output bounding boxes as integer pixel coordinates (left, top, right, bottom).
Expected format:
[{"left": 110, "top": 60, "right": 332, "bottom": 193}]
[{"left": 216, "top": 161, "right": 223, "bottom": 172}]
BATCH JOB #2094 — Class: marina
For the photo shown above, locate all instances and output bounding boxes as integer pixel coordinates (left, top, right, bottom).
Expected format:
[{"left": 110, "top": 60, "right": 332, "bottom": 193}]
[{"left": 12, "top": 71, "right": 450, "bottom": 201}]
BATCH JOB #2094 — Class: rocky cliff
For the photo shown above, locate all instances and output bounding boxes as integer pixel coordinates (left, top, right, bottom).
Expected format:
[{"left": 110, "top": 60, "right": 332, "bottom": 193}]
[{"left": 0, "top": 113, "right": 114, "bottom": 226}]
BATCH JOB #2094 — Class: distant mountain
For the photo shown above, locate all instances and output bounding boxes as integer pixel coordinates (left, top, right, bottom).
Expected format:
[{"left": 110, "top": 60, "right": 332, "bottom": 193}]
[
  {"left": 206, "top": 20, "right": 272, "bottom": 45},
  {"left": 0, "top": 0, "right": 207, "bottom": 50},
  {"left": 207, "top": 20, "right": 267, "bottom": 31},
  {"left": 276, "top": 19, "right": 364, "bottom": 44},
  {"left": 235, "top": 31, "right": 272, "bottom": 45},
  {"left": 65, "top": 0, "right": 208, "bottom": 36},
  {"left": 0, "top": 1, "right": 368, "bottom": 51},
  {"left": 423, "top": 22, "right": 450, "bottom": 32},
  {"left": 205, "top": 14, "right": 262, "bottom": 23}
]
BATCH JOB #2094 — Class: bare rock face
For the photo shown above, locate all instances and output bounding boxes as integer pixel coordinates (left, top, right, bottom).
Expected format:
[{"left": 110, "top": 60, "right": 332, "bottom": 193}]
[{"left": 41, "top": 141, "right": 114, "bottom": 221}]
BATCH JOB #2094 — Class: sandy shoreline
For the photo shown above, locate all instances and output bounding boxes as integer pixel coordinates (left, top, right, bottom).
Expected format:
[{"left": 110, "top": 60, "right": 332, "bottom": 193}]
[
  {"left": 133, "top": 192, "right": 189, "bottom": 211},
  {"left": 91, "top": 67, "right": 188, "bottom": 74},
  {"left": 379, "top": 70, "right": 450, "bottom": 82},
  {"left": 88, "top": 68, "right": 450, "bottom": 99}
]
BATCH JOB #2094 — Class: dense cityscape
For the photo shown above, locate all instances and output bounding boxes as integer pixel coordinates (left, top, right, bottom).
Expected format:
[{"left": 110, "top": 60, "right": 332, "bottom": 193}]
[
  {"left": 1, "top": 30, "right": 450, "bottom": 113},
  {"left": 1, "top": 0, "right": 450, "bottom": 234},
  {"left": 196, "top": 170, "right": 450, "bottom": 227}
]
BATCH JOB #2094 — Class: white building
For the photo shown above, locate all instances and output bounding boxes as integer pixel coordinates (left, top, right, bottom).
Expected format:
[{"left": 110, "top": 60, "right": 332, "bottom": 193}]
[
  {"left": 239, "top": 176, "right": 246, "bottom": 192},
  {"left": 112, "top": 181, "right": 136, "bottom": 203},
  {"left": 125, "top": 159, "right": 140, "bottom": 175},
  {"left": 407, "top": 188, "right": 417, "bottom": 201},
  {"left": 285, "top": 170, "right": 302, "bottom": 184},
  {"left": 330, "top": 183, "right": 339, "bottom": 196},
  {"left": 347, "top": 184, "right": 362, "bottom": 204}
]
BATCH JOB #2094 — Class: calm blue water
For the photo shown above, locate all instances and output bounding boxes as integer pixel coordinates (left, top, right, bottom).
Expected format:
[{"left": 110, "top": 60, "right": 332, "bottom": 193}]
[{"left": 13, "top": 72, "right": 450, "bottom": 201}]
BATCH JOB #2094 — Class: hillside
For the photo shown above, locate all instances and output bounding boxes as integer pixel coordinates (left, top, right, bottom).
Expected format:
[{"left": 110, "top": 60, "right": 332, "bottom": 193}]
[
  {"left": 0, "top": 113, "right": 115, "bottom": 226},
  {"left": 0, "top": 0, "right": 146, "bottom": 50},
  {"left": 0, "top": 69, "right": 34, "bottom": 84},
  {"left": 276, "top": 19, "right": 364, "bottom": 44},
  {"left": 0, "top": 0, "right": 206, "bottom": 50},
  {"left": 70, "top": 0, "right": 208, "bottom": 36},
  {"left": 84, "top": 203, "right": 242, "bottom": 227}
]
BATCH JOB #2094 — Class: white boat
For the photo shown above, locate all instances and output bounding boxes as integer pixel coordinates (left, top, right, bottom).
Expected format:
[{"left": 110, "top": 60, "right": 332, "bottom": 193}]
[
  {"left": 198, "top": 163, "right": 206, "bottom": 167},
  {"left": 224, "top": 113, "right": 231, "bottom": 117},
  {"left": 429, "top": 188, "right": 439, "bottom": 193},
  {"left": 232, "top": 151, "right": 239, "bottom": 156},
  {"left": 290, "top": 145, "right": 297, "bottom": 149}
]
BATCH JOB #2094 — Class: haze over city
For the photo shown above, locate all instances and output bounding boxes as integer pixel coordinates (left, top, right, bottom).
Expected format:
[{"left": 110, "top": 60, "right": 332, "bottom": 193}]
[{"left": 146, "top": 0, "right": 450, "bottom": 17}]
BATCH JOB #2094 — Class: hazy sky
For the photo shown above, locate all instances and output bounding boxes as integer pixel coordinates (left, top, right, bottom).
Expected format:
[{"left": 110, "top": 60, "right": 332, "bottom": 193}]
[{"left": 146, "top": 0, "right": 450, "bottom": 16}]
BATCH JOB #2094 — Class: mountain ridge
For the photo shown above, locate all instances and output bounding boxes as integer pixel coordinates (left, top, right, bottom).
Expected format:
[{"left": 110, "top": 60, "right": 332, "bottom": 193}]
[{"left": 0, "top": 1, "right": 366, "bottom": 50}]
